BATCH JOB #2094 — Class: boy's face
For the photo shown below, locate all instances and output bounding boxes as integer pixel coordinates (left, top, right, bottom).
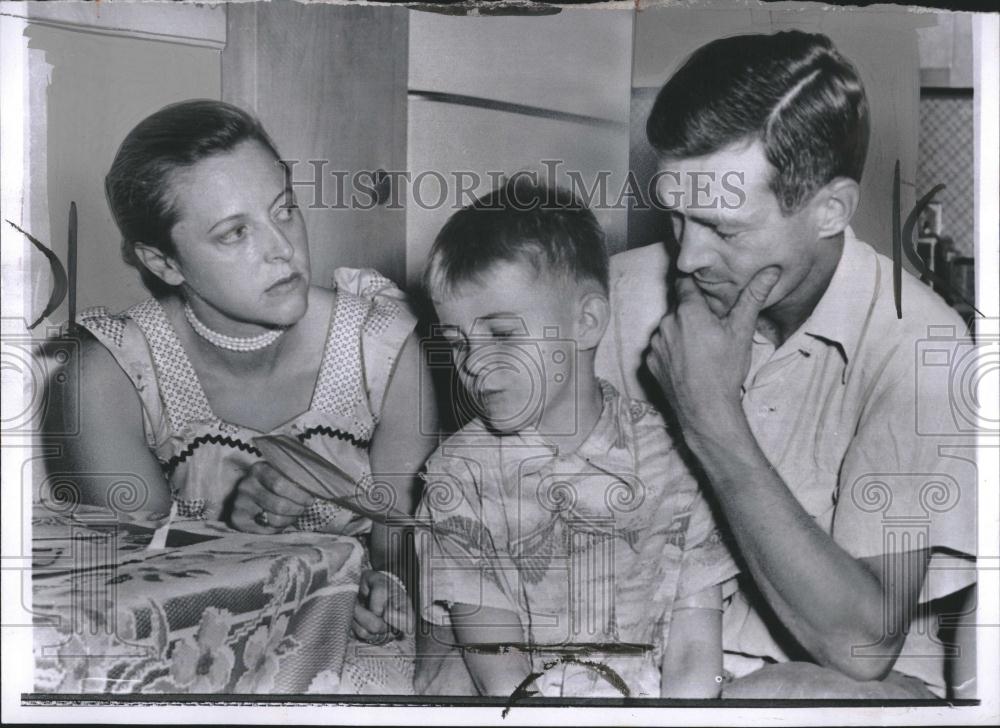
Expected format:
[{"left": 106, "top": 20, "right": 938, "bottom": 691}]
[
  {"left": 655, "top": 139, "right": 830, "bottom": 320},
  {"left": 432, "top": 260, "right": 584, "bottom": 437}
]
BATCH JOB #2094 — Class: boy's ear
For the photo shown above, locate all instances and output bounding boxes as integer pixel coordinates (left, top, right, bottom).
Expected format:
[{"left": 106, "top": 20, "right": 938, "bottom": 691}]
[
  {"left": 575, "top": 290, "right": 610, "bottom": 351},
  {"left": 811, "top": 177, "right": 860, "bottom": 239},
  {"left": 133, "top": 243, "right": 185, "bottom": 287}
]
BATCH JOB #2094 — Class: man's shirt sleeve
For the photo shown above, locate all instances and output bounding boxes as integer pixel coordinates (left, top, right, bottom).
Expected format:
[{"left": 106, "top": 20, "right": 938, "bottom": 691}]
[{"left": 831, "top": 335, "right": 978, "bottom": 603}]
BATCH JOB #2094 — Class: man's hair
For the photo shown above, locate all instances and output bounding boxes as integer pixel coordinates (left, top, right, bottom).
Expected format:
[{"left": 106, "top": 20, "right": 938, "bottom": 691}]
[
  {"left": 105, "top": 99, "right": 282, "bottom": 296},
  {"left": 647, "top": 31, "right": 870, "bottom": 213},
  {"left": 425, "top": 176, "right": 609, "bottom": 297}
]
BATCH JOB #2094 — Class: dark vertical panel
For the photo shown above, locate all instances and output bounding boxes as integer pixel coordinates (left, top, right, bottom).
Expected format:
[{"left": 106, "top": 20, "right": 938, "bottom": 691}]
[
  {"left": 223, "top": 3, "right": 409, "bottom": 289},
  {"left": 626, "top": 87, "right": 672, "bottom": 251}
]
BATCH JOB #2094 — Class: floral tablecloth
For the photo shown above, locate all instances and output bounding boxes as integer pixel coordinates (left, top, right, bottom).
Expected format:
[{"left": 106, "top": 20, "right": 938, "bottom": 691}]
[{"left": 32, "top": 505, "right": 414, "bottom": 694}]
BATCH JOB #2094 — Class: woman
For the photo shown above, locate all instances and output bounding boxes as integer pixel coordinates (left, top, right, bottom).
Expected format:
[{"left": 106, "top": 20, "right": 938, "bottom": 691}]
[{"left": 59, "top": 99, "right": 438, "bottom": 690}]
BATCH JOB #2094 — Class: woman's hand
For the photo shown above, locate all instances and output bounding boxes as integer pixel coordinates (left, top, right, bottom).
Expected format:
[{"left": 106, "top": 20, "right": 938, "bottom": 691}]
[
  {"left": 352, "top": 570, "right": 412, "bottom": 644},
  {"left": 229, "top": 461, "right": 315, "bottom": 533}
]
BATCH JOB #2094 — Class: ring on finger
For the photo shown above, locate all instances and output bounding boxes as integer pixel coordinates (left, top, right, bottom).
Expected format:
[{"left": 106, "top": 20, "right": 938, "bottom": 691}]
[{"left": 254, "top": 509, "right": 270, "bottom": 527}]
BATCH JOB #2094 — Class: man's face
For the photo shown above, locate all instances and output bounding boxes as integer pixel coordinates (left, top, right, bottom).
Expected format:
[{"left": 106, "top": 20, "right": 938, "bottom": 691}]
[
  {"left": 432, "top": 260, "right": 581, "bottom": 437},
  {"left": 655, "top": 139, "right": 827, "bottom": 319}
]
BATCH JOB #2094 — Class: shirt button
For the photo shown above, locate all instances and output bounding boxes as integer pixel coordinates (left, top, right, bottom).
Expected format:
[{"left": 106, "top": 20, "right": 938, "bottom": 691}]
[{"left": 758, "top": 405, "right": 771, "bottom": 417}]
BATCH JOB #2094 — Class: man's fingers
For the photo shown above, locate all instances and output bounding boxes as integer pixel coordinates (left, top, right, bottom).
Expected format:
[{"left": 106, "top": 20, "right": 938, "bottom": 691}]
[
  {"left": 671, "top": 273, "right": 704, "bottom": 310},
  {"left": 744, "top": 265, "right": 781, "bottom": 304},
  {"left": 730, "top": 266, "right": 780, "bottom": 330},
  {"left": 647, "top": 322, "right": 675, "bottom": 373}
]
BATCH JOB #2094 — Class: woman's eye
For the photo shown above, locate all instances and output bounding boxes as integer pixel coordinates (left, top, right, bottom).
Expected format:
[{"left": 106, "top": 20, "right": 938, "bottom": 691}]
[
  {"left": 274, "top": 204, "right": 297, "bottom": 222},
  {"left": 492, "top": 330, "right": 516, "bottom": 341},
  {"left": 220, "top": 225, "right": 249, "bottom": 244}
]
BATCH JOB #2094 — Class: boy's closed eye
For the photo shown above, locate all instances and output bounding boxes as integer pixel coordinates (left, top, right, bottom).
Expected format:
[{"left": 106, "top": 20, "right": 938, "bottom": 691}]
[
  {"left": 488, "top": 328, "right": 519, "bottom": 341},
  {"left": 472, "top": 315, "right": 529, "bottom": 338}
]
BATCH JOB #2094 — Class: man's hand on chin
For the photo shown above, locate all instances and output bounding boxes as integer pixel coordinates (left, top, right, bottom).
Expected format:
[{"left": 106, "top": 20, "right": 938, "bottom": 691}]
[{"left": 645, "top": 266, "right": 780, "bottom": 447}]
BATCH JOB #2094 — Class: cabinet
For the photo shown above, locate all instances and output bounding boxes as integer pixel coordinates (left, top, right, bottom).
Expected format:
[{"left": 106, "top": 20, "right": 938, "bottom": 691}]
[
  {"left": 405, "top": 8, "right": 634, "bottom": 286},
  {"left": 222, "top": 2, "right": 409, "bottom": 288}
]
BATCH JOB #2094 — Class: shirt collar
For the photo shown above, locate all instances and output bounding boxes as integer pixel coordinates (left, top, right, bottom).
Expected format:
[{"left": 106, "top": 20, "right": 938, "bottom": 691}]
[
  {"left": 797, "top": 227, "right": 878, "bottom": 364},
  {"left": 510, "top": 379, "right": 636, "bottom": 478}
]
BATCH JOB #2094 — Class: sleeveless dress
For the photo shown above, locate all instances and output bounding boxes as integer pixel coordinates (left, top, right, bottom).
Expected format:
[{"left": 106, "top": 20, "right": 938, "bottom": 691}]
[{"left": 77, "top": 267, "right": 418, "bottom": 693}]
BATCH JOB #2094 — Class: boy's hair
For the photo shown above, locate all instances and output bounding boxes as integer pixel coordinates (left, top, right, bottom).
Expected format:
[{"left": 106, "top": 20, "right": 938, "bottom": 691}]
[
  {"left": 646, "top": 31, "right": 870, "bottom": 214},
  {"left": 425, "top": 176, "right": 609, "bottom": 297},
  {"left": 106, "top": 99, "right": 282, "bottom": 296}
]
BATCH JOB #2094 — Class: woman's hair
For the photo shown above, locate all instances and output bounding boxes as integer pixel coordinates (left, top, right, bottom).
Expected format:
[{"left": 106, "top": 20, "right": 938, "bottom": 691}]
[
  {"left": 646, "top": 31, "right": 870, "bottom": 214},
  {"left": 425, "top": 176, "right": 609, "bottom": 298},
  {"left": 105, "top": 99, "right": 281, "bottom": 295}
]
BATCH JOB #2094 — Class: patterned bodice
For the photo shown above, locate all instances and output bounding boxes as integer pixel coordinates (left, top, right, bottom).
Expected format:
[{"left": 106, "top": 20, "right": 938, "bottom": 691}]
[{"left": 78, "top": 268, "right": 416, "bottom": 533}]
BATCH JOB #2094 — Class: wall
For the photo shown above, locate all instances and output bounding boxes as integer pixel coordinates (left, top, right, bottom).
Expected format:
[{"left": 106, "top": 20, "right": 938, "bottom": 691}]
[
  {"left": 406, "top": 8, "right": 634, "bottom": 287},
  {"left": 10, "top": 3, "right": 223, "bottom": 318},
  {"left": 917, "top": 12, "right": 974, "bottom": 88},
  {"left": 5, "top": 3, "right": 953, "bottom": 314},
  {"left": 917, "top": 13, "right": 975, "bottom": 257},
  {"left": 223, "top": 2, "right": 410, "bottom": 288}
]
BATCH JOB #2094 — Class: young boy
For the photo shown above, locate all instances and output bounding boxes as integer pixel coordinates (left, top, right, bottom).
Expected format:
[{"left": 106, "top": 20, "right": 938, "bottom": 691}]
[{"left": 415, "top": 178, "right": 736, "bottom": 698}]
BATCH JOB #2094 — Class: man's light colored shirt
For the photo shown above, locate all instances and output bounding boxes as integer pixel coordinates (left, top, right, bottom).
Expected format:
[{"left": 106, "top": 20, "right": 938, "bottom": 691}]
[{"left": 595, "top": 229, "right": 978, "bottom": 696}]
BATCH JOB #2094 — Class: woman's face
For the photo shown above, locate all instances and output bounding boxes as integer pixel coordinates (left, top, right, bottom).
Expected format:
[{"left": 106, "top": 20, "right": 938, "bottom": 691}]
[{"left": 165, "top": 139, "right": 311, "bottom": 335}]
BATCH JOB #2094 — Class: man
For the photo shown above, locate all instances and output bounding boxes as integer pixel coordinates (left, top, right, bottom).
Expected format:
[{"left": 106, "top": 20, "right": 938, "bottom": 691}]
[{"left": 595, "top": 31, "right": 977, "bottom": 698}]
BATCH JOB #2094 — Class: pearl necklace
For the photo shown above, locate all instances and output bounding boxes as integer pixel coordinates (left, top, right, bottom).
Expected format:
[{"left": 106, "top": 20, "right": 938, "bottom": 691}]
[{"left": 183, "top": 302, "right": 285, "bottom": 352}]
